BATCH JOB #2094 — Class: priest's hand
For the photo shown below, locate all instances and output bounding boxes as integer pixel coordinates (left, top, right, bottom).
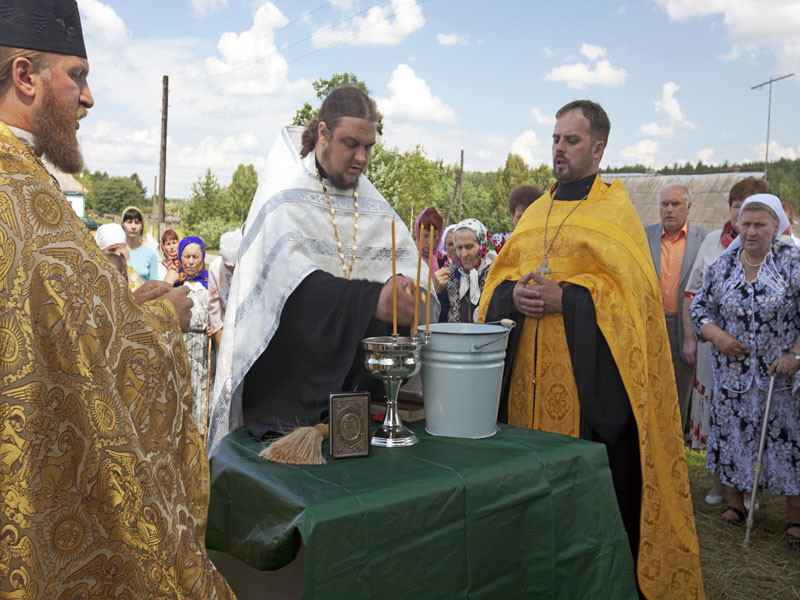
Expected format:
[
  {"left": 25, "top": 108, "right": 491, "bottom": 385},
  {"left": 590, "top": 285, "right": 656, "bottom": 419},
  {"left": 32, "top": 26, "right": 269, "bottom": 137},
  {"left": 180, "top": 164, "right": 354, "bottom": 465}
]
[
  {"left": 512, "top": 272, "right": 543, "bottom": 317},
  {"left": 132, "top": 279, "right": 173, "bottom": 304},
  {"left": 529, "top": 273, "right": 563, "bottom": 315},
  {"left": 162, "top": 286, "right": 194, "bottom": 332},
  {"left": 375, "top": 275, "right": 418, "bottom": 326}
]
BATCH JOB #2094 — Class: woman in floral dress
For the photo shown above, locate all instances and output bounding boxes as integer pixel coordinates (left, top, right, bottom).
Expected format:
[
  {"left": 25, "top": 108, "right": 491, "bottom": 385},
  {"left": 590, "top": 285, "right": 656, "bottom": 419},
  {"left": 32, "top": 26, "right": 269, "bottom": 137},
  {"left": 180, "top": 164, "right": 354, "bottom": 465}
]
[{"left": 690, "top": 194, "right": 800, "bottom": 550}]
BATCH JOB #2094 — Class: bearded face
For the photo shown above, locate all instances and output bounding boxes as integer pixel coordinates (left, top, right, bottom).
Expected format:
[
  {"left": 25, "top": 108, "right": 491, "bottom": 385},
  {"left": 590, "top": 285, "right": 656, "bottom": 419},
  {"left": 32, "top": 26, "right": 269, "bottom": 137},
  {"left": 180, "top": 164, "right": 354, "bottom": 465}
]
[{"left": 31, "top": 80, "right": 87, "bottom": 174}]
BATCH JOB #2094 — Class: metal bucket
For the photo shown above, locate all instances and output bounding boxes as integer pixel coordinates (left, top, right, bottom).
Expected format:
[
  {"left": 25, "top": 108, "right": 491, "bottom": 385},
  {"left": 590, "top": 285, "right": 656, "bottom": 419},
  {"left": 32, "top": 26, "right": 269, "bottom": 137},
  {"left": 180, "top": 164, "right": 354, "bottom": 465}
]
[{"left": 421, "top": 322, "right": 512, "bottom": 439}]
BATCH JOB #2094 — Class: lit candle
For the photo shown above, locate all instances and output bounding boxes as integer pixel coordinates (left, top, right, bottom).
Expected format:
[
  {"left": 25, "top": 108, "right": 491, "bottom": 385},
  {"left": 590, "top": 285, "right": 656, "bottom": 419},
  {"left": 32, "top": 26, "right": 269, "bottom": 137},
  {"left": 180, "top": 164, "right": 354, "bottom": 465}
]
[
  {"left": 412, "top": 229, "right": 423, "bottom": 334},
  {"left": 392, "top": 219, "right": 397, "bottom": 336},
  {"left": 426, "top": 224, "right": 434, "bottom": 333}
]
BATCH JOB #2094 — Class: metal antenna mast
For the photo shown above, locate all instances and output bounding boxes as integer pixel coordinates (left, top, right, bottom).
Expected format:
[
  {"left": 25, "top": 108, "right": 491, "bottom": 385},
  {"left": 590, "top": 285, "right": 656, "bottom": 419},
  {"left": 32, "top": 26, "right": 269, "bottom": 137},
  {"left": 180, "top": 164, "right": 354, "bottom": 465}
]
[{"left": 750, "top": 73, "right": 794, "bottom": 181}]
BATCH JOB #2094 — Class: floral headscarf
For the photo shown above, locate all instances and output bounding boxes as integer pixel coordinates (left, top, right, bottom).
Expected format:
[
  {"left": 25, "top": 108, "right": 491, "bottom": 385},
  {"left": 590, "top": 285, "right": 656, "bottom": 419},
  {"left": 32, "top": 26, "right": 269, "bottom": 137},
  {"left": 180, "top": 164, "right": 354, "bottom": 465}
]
[
  {"left": 160, "top": 228, "right": 181, "bottom": 270},
  {"left": 177, "top": 236, "right": 209, "bottom": 288},
  {"left": 414, "top": 206, "right": 444, "bottom": 272},
  {"left": 453, "top": 218, "right": 497, "bottom": 305}
]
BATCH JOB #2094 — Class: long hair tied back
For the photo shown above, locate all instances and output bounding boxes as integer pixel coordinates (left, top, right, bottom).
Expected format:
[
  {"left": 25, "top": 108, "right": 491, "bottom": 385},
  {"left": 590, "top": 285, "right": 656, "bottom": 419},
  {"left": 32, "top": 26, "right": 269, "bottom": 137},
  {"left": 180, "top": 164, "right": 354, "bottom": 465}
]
[{"left": 300, "top": 86, "right": 377, "bottom": 158}]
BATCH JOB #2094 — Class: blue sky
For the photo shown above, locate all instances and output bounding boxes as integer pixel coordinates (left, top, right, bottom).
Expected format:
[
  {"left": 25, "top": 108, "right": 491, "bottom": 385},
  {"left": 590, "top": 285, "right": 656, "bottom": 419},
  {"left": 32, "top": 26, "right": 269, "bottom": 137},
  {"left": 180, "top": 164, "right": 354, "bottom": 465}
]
[{"left": 75, "top": 0, "right": 800, "bottom": 198}]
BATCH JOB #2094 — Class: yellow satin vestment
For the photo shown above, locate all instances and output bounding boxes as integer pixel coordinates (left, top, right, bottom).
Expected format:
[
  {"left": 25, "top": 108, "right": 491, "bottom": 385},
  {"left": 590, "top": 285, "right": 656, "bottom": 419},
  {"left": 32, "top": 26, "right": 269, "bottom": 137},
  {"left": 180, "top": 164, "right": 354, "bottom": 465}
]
[
  {"left": 478, "top": 176, "right": 704, "bottom": 600},
  {"left": 0, "top": 123, "right": 234, "bottom": 598}
]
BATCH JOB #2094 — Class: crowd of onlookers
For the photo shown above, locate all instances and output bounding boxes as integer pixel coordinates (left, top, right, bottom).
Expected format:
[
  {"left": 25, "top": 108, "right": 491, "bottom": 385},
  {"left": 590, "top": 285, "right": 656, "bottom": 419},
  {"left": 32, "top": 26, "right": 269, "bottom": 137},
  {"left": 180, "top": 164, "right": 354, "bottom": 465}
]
[
  {"left": 417, "top": 178, "right": 800, "bottom": 551},
  {"left": 94, "top": 206, "right": 242, "bottom": 434},
  {"left": 100, "top": 180, "right": 800, "bottom": 551}
]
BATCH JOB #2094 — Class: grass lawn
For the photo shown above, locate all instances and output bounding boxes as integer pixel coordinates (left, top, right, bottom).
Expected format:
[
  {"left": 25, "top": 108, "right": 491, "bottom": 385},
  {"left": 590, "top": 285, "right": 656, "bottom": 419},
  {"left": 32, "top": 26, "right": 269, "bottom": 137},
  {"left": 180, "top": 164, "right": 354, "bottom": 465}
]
[{"left": 686, "top": 448, "right": 800, "bottom": 599}]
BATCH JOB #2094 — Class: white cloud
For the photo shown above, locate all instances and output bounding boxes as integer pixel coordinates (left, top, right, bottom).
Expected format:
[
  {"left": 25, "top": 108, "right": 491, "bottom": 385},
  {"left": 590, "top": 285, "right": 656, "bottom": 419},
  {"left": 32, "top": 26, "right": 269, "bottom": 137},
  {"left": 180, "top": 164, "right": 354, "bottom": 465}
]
[
  {"left": 530, "top": 107, "right": 555, "bottom": 126},
  {"left": 654, "top": 81, "right": 690, "bottom": 125},
  {"left": 176, "top": 132, "right": 263, "bottom": 170},
  {"left": 437, "top": 32, "right": 467, "bottom": 46},
  {"left": 204, "top": 3, "right": 310, "bottom": 96},
  {"left": 619, "top": 140, "right": 659, "bottom": 167},
  {"left": 696, "top": 148, "right": 716, "bottom": 164},
  {"left": 311, "top": 0, "right": 424, "bottom": 48},
  {"left": 640, "top": 121, "right": 675, "bottom": 136},
  {"left": 510, "top": 130, "right": 544, "bottom": 167},
  {"left": 545, "top": 59, "right": 628, "bottom": 89},
  {"left": 753, "top": 141, "right": 798, "bottom": 161},
  {"left": 376, "top": 64, "right": 456, "bottom": 124},
  {"left": 580, "top": 43, "right": 606, "bottom": 61},
  {"left": 543, "top": 47, "right": 555, "bottom": 58},
  {"left": 617, "top": 5, "right": 626, "bottom": 16},
  {"left": 190, "top": 0, "right": 229, "bottom": 18},
  {"left": 655, "top": 1, "right": 800, "bottom": 72},
  {"left": 78, "top": 0, "right": 128, "bottom": 47}
]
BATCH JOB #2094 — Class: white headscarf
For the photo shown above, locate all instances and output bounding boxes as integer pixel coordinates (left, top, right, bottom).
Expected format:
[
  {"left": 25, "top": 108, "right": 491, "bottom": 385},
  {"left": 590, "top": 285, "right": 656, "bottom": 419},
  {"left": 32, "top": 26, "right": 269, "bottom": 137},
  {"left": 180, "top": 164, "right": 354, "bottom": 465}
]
[
  {"left": 95, "top": 223, "right": 126, "bottom": 250},
  {"left": 453, "top": 218, "right": 497, "bottom": 306},
  {"left": 438, "top": 223, "right": 457, "bottom": 259},
  {"left": 726, "top": 193, "right": 790, "bottom": 254},
  {"left": 219, "top": 228, "right": 243, "bottom": 267}
]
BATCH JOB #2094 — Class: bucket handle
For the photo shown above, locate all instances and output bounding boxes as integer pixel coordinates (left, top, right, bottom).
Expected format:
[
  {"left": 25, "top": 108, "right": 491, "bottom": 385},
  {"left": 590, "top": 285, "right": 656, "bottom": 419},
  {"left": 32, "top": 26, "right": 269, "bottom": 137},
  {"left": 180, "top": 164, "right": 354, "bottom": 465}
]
[{"left": 470, "top": 320, "right": 516, "bottom": 351}]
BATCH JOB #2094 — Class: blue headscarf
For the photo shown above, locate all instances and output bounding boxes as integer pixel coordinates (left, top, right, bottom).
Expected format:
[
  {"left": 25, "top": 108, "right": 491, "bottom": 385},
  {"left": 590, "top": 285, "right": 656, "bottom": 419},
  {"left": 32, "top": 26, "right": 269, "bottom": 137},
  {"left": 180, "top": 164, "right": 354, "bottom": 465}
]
[{"left": 177, "top": 236, "right": 209, "bottom": 288}]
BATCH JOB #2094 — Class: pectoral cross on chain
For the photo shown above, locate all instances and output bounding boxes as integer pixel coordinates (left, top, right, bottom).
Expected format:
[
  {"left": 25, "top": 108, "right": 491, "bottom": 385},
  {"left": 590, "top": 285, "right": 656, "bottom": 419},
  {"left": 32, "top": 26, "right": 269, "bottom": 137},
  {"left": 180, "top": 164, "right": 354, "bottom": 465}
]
[{"left": 536, "top": 258, "right": 551, "bottom": 275}]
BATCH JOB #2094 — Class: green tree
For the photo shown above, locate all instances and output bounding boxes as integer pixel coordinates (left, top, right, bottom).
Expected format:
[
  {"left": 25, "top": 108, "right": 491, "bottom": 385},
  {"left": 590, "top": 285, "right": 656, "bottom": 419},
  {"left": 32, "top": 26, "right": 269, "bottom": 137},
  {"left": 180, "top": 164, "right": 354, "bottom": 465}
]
[
  {"left": 292, "top": 72, "right": 384, "bottom": 135},
  {"left": 367, "top": 141, "right": 403, "bottom": 208},
  {"left": 398, "top": 145, "right": 441, "bottom": 228},
  {"left": 91, "top": 176, "right": 147, "bottom": 215},
  {"left": 183, "top": 169, "right": 224, "bottom": 228},
  {"left": 225, "top": 163, "right": 258, "bottom": 224}
]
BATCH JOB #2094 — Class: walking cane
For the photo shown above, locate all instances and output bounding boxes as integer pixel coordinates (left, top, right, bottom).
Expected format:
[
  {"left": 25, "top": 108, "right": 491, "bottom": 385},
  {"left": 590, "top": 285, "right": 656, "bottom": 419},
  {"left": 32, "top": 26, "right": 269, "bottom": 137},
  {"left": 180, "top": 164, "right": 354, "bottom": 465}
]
[
  {"left": 203, "top": 329, "right": 213, "bottom": 447},
  {"left": 743, "top": 374, "right": 776, "bottom": 548}
]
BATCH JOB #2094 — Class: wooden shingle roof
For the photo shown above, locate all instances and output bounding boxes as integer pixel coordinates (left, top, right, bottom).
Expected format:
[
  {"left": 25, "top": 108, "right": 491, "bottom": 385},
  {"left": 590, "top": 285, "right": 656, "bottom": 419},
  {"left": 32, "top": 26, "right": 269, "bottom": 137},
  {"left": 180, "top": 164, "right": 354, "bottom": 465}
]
[{"left": 601, "top": 172, "right": 766, "bottom": 233}]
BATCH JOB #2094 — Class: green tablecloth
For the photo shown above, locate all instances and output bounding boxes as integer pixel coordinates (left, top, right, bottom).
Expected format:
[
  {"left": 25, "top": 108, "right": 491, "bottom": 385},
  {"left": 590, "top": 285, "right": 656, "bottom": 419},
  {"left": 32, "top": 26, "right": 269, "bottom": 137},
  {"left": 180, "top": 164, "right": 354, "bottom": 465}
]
[{"left": 207, "top": 422, "right": 637, "bottom": 599}]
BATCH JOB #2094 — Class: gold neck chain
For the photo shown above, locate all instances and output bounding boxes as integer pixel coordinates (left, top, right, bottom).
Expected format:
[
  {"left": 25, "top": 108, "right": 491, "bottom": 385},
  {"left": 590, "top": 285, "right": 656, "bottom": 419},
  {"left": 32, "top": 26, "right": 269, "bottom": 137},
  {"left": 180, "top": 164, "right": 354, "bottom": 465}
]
[
  {"left": 316, "top": 169, "right": 358, "bottom": 279},
  {"left": 537, "top": 193, "right": 588, "bottom": 274}
]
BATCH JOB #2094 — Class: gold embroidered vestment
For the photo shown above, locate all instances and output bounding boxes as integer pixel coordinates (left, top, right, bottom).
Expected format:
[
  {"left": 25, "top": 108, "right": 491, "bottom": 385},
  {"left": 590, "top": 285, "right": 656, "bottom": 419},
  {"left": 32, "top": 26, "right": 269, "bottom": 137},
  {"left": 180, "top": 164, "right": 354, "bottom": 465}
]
[
  {"left": 478, "top": 177, "right": 704, "bottom": 599},
  {"left": 0, "top": 123, "right": 233, "bottom": 598}
]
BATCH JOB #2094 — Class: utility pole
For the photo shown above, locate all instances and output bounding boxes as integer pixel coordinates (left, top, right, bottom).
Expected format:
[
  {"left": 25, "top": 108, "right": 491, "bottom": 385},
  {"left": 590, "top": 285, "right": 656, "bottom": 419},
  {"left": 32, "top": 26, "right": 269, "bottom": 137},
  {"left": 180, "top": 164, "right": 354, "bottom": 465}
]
[
  {"left": 444, "top": 150, "right": 463, "bottom": 228},
  {"left": 456, "top": 150, "right": 464, "bottom": 223},
  {"left": 750, "top": 73, "right": 794, "bottom": 181},
  {"left": 151, "top": 175, "right": 158, "bottom": 238},
  {"left": 158, "top": 75, "right": 169, "bottom": 239}
]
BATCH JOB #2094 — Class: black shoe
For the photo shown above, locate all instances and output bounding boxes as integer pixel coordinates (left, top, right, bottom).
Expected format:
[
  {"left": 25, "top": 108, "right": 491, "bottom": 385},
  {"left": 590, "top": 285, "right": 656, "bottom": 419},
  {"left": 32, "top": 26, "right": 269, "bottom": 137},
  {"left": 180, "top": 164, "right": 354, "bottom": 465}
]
[
  {"left": 720, "top": 505, "right": 745, "bottom": 524},
  {"left": 786, "top": 522, "right": 800, "bottom": 551}
]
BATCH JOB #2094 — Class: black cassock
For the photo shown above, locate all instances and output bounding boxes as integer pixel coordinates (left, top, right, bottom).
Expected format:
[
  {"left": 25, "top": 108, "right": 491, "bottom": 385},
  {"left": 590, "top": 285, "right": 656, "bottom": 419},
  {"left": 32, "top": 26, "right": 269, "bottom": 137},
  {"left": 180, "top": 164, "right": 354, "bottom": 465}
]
[
  {"left": 242, "top": 270, "right": 392, "bottom": 438},
  {"left": 484, "top": 174, "right": 643, "bottom": 566}
]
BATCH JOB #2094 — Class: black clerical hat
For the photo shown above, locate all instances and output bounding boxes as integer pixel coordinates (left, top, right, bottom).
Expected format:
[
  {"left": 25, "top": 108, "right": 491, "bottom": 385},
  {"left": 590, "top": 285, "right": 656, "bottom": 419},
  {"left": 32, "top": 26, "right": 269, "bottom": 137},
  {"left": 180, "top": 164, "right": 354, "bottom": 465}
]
[{"left": 0, "top": 0, "right": 86, "bottom": 59}]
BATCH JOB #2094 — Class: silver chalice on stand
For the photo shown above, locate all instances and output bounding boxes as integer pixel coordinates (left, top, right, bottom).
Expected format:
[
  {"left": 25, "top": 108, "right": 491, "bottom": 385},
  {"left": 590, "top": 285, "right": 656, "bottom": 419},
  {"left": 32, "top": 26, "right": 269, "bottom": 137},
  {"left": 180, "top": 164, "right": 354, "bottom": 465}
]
[{"left": 362, "top": 333, "right": 428, "bottom": 447}]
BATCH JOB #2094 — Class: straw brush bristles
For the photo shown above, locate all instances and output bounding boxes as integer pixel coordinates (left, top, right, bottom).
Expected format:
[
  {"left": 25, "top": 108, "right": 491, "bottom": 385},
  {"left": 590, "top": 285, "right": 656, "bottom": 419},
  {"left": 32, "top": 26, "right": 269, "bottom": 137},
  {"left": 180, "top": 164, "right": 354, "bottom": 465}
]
[{"left": 259, "top": 423, "right": 330, "bottom": 465}]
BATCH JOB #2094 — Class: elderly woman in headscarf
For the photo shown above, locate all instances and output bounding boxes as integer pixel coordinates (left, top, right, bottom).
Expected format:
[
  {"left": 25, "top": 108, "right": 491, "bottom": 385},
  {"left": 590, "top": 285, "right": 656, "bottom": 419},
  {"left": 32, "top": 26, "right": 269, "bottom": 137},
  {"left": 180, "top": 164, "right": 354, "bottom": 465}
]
[
  {"left": 174, "top": 235, "right": 212, "bottom": 434},
  {"left": 683, "top": 176, "right": 768, "bottom": 505},
  {"left": 689, "top": 194, "right": 800, "bottom": 550},
  {"left": 95, "top": 223, "right": 142, "bottom": 291},
  {"left": 441, "top": 218, "right": 497, "bottom": 323}
]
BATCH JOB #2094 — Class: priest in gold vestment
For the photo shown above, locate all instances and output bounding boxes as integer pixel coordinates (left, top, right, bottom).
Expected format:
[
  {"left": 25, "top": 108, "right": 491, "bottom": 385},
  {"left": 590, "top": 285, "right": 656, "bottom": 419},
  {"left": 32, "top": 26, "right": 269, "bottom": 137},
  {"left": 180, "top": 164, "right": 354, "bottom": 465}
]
[
  {"left": 0, "top": 1, "right": 233, "bottom": 597},
  {"left": 479, "top": 101, "right": 703, "bottom": 599}
]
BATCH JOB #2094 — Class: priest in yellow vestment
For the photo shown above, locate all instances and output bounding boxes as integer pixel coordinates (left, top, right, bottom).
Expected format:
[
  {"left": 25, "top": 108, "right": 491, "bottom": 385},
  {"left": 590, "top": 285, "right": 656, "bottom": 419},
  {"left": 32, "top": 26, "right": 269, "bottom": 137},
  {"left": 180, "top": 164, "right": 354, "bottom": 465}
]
[
  {"left": 0, "top": 2, "right": 233, "bottom": 597},
  {"left": 479, "top": 101, "right": 703, "bottom": 599}
]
